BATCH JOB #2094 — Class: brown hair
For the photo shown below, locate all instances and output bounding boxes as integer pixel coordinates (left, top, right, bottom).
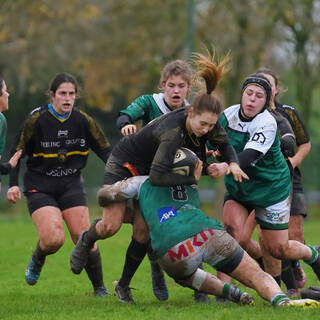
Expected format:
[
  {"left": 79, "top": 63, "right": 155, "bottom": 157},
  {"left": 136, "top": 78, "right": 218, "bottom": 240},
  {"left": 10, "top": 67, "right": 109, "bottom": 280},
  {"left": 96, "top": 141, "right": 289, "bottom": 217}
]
[
  {"left": 191, "top": 49, "right": 230, "bottom": 115},
  {"left": 160, "top": 60, "right": 193, "bottom": 86}
]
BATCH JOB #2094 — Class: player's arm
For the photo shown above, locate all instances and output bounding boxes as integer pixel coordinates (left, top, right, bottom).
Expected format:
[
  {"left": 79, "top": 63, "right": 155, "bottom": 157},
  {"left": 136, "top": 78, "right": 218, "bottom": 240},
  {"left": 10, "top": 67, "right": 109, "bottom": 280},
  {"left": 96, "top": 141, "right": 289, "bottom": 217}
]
[
  {"left": 149, "top": 128, "right": 197, "bottom": 187},
  {"left": 289, "top": 141, "right": 311, "bottom": 169},
  {"left": 117, "top": 95, "right": 151, "bottom": 136}
]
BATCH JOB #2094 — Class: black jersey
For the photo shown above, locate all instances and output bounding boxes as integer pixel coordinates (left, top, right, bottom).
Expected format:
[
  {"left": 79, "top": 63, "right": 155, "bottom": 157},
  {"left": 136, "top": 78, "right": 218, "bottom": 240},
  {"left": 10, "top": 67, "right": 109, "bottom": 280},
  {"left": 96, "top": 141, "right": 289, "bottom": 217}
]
[
  {"left": 10, "top": 105, "right": 111, "bottom": 186},
  {"left": 110, "top": 107, "right": 238, "bottom": 186},
  {"left": 275, "top": 102, "right": 310, "bottom": 193}
]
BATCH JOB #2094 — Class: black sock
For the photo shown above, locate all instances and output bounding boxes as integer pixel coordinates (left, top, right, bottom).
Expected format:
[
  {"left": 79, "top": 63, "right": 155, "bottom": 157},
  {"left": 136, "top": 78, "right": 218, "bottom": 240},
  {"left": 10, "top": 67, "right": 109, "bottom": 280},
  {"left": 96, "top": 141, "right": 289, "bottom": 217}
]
[
  {"left": 281, "top": 260, "right": 297, "bottom": 290},
  {"left": 84, "top": 248, "right": 105, "bottom": 290},
  {"left": 273, "top": 274, "right": 281, "bottom": 287},
  {"left": 255, "top": 256, "right": 264, "bottom": 270},
  {"left": 118, "top": 238, "right": 148, "bottom": 287},
  {"left": 32, "top": 241, "right": 47, "bottom": 265},
  {"left": 85, "top": 219, "right": 101, "bottom": 248}
]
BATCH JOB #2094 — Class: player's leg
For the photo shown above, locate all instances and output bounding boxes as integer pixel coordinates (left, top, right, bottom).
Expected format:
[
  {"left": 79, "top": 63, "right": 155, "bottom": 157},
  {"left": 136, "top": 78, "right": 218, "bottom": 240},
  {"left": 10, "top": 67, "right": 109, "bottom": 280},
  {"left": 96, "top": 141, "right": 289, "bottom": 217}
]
[
  {"left": 26, "top": 193, "right": 65, "bottom": 285},
  {"left": 116, "top": 201, "right": 150, "bottom": 304},
  {"left": 217, "top": 200, "right": 248, "bottom": 284},
  {"left": 63, "top": 205, "right": 110, "bottom": 296}
]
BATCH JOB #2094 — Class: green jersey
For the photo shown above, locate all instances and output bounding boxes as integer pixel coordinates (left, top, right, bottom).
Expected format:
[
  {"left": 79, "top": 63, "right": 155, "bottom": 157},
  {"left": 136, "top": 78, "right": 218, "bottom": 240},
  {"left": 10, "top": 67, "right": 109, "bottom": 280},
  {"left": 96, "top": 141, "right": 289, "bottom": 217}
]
[
  {"left": 219, "top": 104, "right": 291, "bottom": 207},
  {"left": 0, "top": 112, "right": 7, "bottom": 157},
  {"left": 120, "top": 93, "right": 189, "bottom": 126},
  {"left": 139, "top": 179, "right": 222, "bottom": 258}
]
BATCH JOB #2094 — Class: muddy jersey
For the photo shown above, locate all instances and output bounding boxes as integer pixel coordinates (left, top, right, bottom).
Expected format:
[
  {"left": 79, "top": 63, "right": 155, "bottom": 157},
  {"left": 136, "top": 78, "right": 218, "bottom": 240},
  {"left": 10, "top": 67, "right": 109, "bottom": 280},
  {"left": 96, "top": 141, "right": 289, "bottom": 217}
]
[
  {"left": 110, "top": 107, "right": 238, "bottom": 186},
  {"left": 220, "top": 104, "right": 291, "bottom": 207},
  {"left": 119, "top": 93, "right": 189, "bottom": 126},
  {"left": 139, "top": 179, "right": 222, "bottom": 258},
  {"left": 9, "top": 105, "right": 111, "bottom": 187},
  {"left": 275, "top": 102, "right": 309, "bottom": 193}
]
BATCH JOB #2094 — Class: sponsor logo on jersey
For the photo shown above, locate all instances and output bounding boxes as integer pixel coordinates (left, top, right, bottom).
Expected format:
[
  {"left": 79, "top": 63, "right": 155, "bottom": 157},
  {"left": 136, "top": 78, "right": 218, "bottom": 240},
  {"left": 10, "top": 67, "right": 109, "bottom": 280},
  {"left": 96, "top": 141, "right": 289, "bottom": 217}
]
[
  {"left": 238, "top": 123, "right": 246, "bottom": 130},
  {"left": 46, "top": 167, "right": 78, "bottom": 177},
  {"left": 40, "top": 141, "right": 61, "bottom": 148},
  {"left": 167, "top": 229, "right": 215, "bottom": 262},
  {"left": 65, "top": 138, "right": 86, "bottom": 147},
  {"left": 58, "top": 130, "right": 68, "bottom": 138},
  {"left": 158, "top": 206, "right": 177, "bottom": 223}
]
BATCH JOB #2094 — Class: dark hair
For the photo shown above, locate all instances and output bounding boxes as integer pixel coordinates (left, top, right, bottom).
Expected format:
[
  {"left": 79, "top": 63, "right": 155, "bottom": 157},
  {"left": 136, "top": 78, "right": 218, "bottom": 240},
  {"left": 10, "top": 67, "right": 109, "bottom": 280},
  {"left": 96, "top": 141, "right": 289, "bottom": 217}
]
[
  {"left": 256, "top": 67, "right": 278, "bottom": 87},
  {"left": 0, "top": 79, "right": 4, "bottom": 96},
  {"left": 160, "top": 60, "right": 193, "bottom": 86},
  {"left": 191, "top": 49, "right": 230, "bottom": 115},
  {"left": 241, "top": 73, "right": 272, "bottom": 111},
  {"left": 49, "top": 73, "right": 79, "bottom": 95}
]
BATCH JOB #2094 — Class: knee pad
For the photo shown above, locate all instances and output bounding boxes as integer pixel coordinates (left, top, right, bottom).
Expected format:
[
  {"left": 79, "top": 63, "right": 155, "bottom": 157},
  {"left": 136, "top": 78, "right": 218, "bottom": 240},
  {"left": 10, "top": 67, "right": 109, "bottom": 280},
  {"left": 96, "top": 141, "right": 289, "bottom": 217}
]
[{"left": 191, "top": 268, "right": 207, "bottom": 290}]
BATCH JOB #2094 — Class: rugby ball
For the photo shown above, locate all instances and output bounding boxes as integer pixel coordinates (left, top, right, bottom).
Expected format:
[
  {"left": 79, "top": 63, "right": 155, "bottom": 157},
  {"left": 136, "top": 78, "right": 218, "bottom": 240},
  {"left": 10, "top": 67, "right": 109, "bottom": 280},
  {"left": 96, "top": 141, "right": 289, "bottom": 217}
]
[{"left": 172, "top": 147, "right": 198, "bottom": 176}]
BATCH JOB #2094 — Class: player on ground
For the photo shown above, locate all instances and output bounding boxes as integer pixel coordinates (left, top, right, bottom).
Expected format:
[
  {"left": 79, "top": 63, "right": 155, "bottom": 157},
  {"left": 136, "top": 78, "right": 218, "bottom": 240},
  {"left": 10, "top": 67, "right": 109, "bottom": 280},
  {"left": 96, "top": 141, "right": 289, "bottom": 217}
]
[
  {"left": 98, "top": 150, "right": 320, "bottom": 308},
  {"left": 70, "top": 50, "right": 247, "bottom": 303},
  {"left": 116, "top": 59, "right": 209, "bottom": 302},
  {"left": 7, "top": 73, "right": 111, "bottom": 296}
]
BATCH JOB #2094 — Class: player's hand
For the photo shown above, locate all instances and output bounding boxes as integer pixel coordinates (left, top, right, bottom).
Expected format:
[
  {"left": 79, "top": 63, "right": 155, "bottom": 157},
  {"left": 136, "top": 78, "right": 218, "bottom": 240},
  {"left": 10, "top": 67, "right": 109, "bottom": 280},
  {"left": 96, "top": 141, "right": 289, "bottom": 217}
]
[
  {"left": 7, "top": 186, "right": 21, "bottom": 204},
  {"left": 194, "top": 159, "right": 203, "bottom": 183},
  {"left": 121, "top": 124, "right": 137, "bottom": 136},
  {"left": 287, "top": 157, "right": 297, "bottom": 169},
  {"left": 226, "top": 162, "right": 249, "bottom": 182},
  {"left": 9, "top": 150, "right": 23, "bottom": 168},
  {"left": 207, "top": 162, "right": 228, "bottom": 178}
]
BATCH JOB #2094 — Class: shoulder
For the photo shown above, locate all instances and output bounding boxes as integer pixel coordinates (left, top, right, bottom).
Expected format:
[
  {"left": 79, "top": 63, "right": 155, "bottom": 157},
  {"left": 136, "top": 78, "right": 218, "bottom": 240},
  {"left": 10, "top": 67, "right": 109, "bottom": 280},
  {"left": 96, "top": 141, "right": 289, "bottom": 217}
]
[
  {"left": 224, "top": 104, "right": 240, "bottom": 116},
  {"left": 254, "top": 110, "right": 277, "bottom": 130},
  {"left": 0, "top": 112, "right": 6, "bottom": 123}
]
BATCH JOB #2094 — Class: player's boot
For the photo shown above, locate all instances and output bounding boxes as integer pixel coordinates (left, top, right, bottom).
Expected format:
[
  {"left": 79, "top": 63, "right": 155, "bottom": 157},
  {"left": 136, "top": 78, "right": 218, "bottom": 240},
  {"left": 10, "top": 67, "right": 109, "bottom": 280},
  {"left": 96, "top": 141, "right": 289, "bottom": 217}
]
[
  {"left": 301, "top": 286, "right": 320, "bottom": 301},
  {"left": 292, "top": 261, "right": 306, "bottom": 288},
  {"left": 115, "top": 284, "right": 135, "bottom": 304},
  {"left": 194, "top": 290, "right": 210, "bottom": 303},
  {"left": 93, "top": 286, "right": 111, "bottom": 297},
  {"left": 70, "top": 231, "right": 92, "bottom": 274},
  {"left": 25, "top": 258, "right": 44, "bottom": 285},
  {"left": 281, "top": 298, "right": 320, "bottom": 308},
  {"left": 150, "top": 263, "right": 169, "bottom": 301}
]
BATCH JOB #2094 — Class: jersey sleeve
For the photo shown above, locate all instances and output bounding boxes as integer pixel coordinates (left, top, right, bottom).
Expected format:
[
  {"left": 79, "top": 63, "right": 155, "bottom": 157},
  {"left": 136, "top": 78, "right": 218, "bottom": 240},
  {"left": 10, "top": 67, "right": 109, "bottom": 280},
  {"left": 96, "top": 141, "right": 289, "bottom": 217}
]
[
  {"left": 244, "top": 115, "right": 277, "bottom": 155},
  {"left": 119, "top": 95, "right": 151, "bottom": 123},
  {"left": 82, "top": 112, "right": 111, "bottom": 163},
  {"left": 149, "top": 127, "right": 196, "bottom": 186},
  {"left": 284, "top": 106, "right": 310, "bottom": 146},
  {"left": 207, "top": 121, "right": 239, "bottom": 164}
]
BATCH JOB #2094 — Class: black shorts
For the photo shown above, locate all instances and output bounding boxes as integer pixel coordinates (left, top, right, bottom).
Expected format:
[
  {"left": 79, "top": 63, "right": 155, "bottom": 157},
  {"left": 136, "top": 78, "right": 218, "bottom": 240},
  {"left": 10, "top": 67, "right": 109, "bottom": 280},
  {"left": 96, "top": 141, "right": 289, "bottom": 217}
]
[
  {"left": 291, "top": 192, "right": 307, "bottom": 217},
  {"left": 103, "top": 154, "right": 148, "bottom": 185},
  {"left": 24, "top": 172, "right": 88, "bottom": 215}
]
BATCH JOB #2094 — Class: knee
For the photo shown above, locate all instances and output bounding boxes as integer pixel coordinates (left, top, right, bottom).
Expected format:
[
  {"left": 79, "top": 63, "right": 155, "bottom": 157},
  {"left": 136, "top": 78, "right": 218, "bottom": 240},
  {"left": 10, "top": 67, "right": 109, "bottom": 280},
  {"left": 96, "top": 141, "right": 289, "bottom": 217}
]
[
  {"left": 41, "top": 234, "right": 65, "bottom": 253},
  {"left": 267, "top": 242, "right": 288, "bottom": 259},
  {"left": 225, "top": 224, "right": 241, "bottom": 241},
  {"left": 98, "top": 220, "right": 121, "bottom": 238},
  {"left": 133, "top": 225, "right": 149, "bottom": 243}
]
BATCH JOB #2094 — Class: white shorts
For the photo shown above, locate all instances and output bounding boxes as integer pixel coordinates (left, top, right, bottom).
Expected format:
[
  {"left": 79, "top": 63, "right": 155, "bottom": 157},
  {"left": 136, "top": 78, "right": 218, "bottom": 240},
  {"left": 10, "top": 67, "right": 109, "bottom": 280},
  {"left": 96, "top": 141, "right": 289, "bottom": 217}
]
[
  {"left": 158, "top": 229, "right": 244, "bottom": 280},
  {"left": 255, "top": 195, "right": 291, "bottom": 230}
]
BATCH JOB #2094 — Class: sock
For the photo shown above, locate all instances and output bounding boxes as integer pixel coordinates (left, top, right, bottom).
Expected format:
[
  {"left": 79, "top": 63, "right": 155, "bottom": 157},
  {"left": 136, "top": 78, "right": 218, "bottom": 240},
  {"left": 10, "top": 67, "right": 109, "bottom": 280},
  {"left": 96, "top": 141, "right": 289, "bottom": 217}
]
[
  {"left": 32, "top": 241, "right": 47, "bottom": 266},
  {"left": 118, "top": 238, "right": 148, "bottom": 287},
  {"left": 255, "top": 256, "right": 264, "bottom": 270},
  {"left": 304, "top": 245, "right": 319, "bottom": 265},
  {"left": 222, "top": 283, "right": 243, "bottom": 302},
  {"left": 84, "top": 248, "right": 105, "bottom": 290},
  {"left": 85, "top": 219, "right": 102, "bottom": 248},
  {"left": 281, "top": 260, "right": 297, "bottom": 290},
  {"left": 271, "top": 293, "right": 290, "bottom": 307},
  {"left": 273, "top": 275, "right": 281, "bottom": 287}
]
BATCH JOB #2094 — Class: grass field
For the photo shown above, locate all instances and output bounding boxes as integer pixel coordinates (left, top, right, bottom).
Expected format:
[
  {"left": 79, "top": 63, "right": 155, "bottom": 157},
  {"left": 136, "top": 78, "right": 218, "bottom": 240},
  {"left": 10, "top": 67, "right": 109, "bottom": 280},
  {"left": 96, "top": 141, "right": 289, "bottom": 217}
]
[{"left": 1, "top": 206, "right": 320, "bottom": 320}]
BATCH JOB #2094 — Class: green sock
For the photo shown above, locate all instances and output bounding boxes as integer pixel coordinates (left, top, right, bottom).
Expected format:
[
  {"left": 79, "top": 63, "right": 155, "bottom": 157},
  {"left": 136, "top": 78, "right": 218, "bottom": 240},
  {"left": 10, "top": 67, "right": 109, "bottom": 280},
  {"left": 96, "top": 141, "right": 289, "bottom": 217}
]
[
  {"left": 222, "top": 283, "right": 243, "bottom": 302},
  {"left": 304, "top": 245, "right": 319, "bottom": 265},
  {"left": 271, "top": 293, "right": 290, "bottom": 307}
]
